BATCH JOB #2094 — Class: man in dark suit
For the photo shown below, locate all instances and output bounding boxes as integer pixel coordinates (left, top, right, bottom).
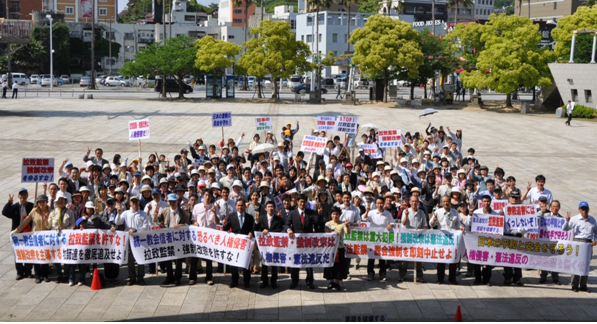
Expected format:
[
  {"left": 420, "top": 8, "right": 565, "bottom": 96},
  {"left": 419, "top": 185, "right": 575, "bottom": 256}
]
[
  {"left": 285, "top": 194, "right": 317, "bottom": 289},
  {"left": 158, "top": 194, "right": 191, "bottom": 286},
  {"left": 67, "top": 167, "right": 88, "bottom": 194},
  {"left": 254, "top": 201, "right": 284, "bottom": 289},
  {"left": 3, "top": 188, "right": 34, "bottom": 280},
  {"left": 223, "top": 199, "right": 255, "bottom": 288}
]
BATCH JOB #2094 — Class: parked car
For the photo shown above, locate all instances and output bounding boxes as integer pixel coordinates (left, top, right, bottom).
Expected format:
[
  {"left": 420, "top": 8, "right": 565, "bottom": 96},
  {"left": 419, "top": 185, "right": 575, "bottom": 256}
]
[
  {"left": 354, "top": 78, "right": 369, "bottom": 89},
  {"left": 288, "top": 75, "right": 302, "bottom": 89},
  {"left": 60, "top": 75, "right": 70, "bottom": 84},
  {"left": 8, "top": 73, "right": 30, "bottom": 85},
  {"left": 397, "top": 80, "right": 410, "bottom": 87},
  {"left": 183, "top": 75, "right": 193, "bottom": 84},
  {"left": 30, "top": 74, "right": 40, "bottom": 84},
  {"left": 80, "top": 76, "right": 91, "bottom": 87},
  {"left": 95, "top": 75, "right": 106, "bottom": 86},
  {"left": 104, "top": 76, "right": 122, "bottom": 86},
  {"left": 291, "top": 84, "right": 328, "bottom": 94},
  {"left": 119, "top": 77, "right": 133, "bottom": 87},
  {"left": 154, "top": 79, "right": 193, "bottom": 93},
  {"left": 57, "top": 78, "right": 64, "bottom": 86},
  {"left": 323, "top": 78, "right": 335, "bottom": 87},
  {"left": 40, "top": 76, "right": 58, "bottom": 87},
  {"left": 281, "top": 78, "right": 288, "bottom": 88},
  {"left": 247, "top": 76, "right": 257, "bottom": 87},
  {"left": 336, "top": 77, "right": 348, "bottom": 89}
]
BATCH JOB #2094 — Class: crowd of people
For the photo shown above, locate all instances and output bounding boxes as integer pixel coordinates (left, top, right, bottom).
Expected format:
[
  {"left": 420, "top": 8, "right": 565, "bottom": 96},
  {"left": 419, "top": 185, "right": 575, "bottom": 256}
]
[{"left": 3, "top": 121, "right": 596, "bottom": 293}]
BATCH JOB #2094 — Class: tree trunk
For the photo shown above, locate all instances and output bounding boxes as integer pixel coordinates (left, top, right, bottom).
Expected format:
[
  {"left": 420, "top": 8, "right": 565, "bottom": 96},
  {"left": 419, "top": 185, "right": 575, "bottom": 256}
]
[
  {"left": 506, "top": 93, "right": 512, "bottom": 107},
  {"left": 424, "top": 83, "right": 427, "bottom": 99},
  {"left": 162, "top": 75, "right": 167, "bottom": 98},
  {"left": 410, "top": 83, "right": 415, "bottom": 100},
  {"left": 383, "top": 72, "right": 388, "bottom": 102},
  {"left": 213, "top": 70, "right": 218, "bottom": 98},
  {"left": 257, "top": 77, "right": 262, "bottom": 98},
  {"left": 518, "top": 0, "right": 522, "bottom": 15},
  {"left": 272, "top": 78, "right": 278, "bottom": 98},
  {"left": 260, "top": 0, "right": 264, "bottom": 22},
  {"left": 178, "top": 74, "right": 184, "bottom": 98}
]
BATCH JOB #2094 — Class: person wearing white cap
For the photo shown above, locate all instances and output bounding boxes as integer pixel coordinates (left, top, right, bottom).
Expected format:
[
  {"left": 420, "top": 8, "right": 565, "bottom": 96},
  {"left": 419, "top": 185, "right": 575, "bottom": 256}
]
[
  {"left": 230, "top": 179, "right": 246, "bottom": 202},
  {"left": 48, "top": 192, "right": 76, "bottom": 283},
  {"left": 158, "top": 193, "right": 190, "bottom": 286},
  {"left": 219, "top": 165, "right": 238, "bottom": 191}
]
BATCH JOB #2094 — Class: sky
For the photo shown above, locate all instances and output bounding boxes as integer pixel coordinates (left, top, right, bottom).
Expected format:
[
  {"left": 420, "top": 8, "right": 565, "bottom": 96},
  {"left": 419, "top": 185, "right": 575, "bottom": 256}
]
[{"left": 117, "top": 0, "right": 219, "bottom": 15}]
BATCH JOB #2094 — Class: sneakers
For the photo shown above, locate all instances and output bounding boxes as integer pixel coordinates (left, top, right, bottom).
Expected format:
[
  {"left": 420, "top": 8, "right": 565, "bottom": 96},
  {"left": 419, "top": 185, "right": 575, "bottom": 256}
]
[
  {"left": 207, "top": 280, "right": 214, "bottom": 286},
  {"left": 327, "top": 283, "right": 334, "bottom": 290},
  {"left": 189, "top": 280, "right": 196, "bottom": 286},
  {"left": 573, "top": 286, "right": 579, "bottom": 293},
  {"left": 380, "top": 276, "right": 387, "bottom": 282},
  {"left": 538, "top": 278, "right": 547, "bottom": 284},
  {"left": 69, "top": 281, "right": 75, "bottom": 287},
  {"left": 515, "top": 281, "right": 524, "bottom": 286},
  {"left": 16, "top": 274, "right": 23, "bottom": 281},
  {"left": 35, "top": 277, "right": 42, "bottom": 284},
  {"left": 78, "top": 282, "right": 84, "bottom": 286}
]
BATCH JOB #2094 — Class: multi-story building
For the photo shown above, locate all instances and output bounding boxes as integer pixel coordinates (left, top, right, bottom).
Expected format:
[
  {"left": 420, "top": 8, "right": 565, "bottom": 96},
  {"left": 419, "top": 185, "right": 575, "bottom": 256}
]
[
  {"left": 248, "top": 5, "right": 297, "bottom": 31},
  {"left": 218, "top": 0, "right": 257, "bottom": 27},
  {"left": 0, "top": 0, "right": 44, "bottom": 20},
  {"left": 515, "top": 0, "right": 582, "bottom": 21},
  {"left": 380, "top": 0, "right": 448, "bottom": 23},
  {"left": 473, "top": 0, "right": 494, "bottom": 19},
  {"left": 54, "top": 0, "right": 119, "bottom": 23}
]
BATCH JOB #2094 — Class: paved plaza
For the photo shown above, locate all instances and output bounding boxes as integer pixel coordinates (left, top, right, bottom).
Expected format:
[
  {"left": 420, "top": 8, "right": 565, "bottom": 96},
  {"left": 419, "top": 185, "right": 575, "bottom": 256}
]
[{"left": 0, "top": 98, "right": 595, "bottom": 321}]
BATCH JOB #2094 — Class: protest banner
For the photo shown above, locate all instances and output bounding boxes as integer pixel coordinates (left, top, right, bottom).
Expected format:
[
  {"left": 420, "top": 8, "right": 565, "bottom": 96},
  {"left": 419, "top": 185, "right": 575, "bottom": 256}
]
[
  {"left": 129, "top": 226, "right": 254, "bottom": 269},
  {"left": 22, "top": 158, "right": 54, "bottom": 183},
  {"left": 128, "top": 119, "right": 150, "bottom": 140},
  {"left": 464, "top": 232, "right": 591, "bottom": 276},
  {"left": 524, "top": 216, "right": 572, "bottom": 241},
  {"left": 212, "top": 112, "right": 232, "bottom": 127},
  {"left": 478, "top": 199, "right": 508, "bottom": 211},
  {"left": 11, "top": 230, "right": 128, "bottom": 265},
  {"left": 378, "top": 129, "right": 402, "bottom": 148},
  {"left": 255, "top": 232, "right": 339, "bottom": 268},
  {"left": 255, "top": 117, "right": 273, "bottom": 131},
  {"left": 344, "top": 228, "right": 461, "bottom": 263},
  {"left": 471, "top": 214, "right": 504, "bottom": 236},
  {"left": 358, "top": 222, "right": 402, "bottom": 230},
  {"left": 317, "top": 116, "right": 336, "bottom": 131},
  {"left": 273, "top": 195, "right": 284, "bottom": 210},
  {"left": 360, "top": 144, "right": 382, "bottom": 159},
  {"left": 299, "top": 135, "right": 327, "bottom": 154},
  {"left": 503, "top": 204, "right": 538, "bottom": 235},
  {"left": 335, "top": 116, "right": 358, "bottom": 134}
]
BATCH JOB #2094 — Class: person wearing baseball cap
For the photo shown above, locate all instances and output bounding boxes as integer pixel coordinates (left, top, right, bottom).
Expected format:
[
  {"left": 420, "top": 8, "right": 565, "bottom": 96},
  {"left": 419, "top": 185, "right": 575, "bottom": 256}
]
[
  {"left": 145, "top": 188, "right": 168, "bottom": 223},
  {"left": 48, "top": 191, "right": 76, "bottom": 283},
  {"left": 563, "top": 201, "right": 596, "bottom": 292},
  {"left": 498, "top": 188, "right": 524, "bottom": 286},
  {"left": 157, "top": 193, "right": 190, "bottom": 286},
  {"left": 113, "top": 195, "right": 151, "bottom": 286},
  {"left": 281, "top": 120, "right": 299, "bottom": 142}
]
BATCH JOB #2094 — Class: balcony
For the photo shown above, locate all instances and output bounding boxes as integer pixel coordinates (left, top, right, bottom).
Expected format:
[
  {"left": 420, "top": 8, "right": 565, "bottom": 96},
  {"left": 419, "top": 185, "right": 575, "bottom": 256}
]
[{"left": 138, "top": 37, "right": 154, "bottom": 44}]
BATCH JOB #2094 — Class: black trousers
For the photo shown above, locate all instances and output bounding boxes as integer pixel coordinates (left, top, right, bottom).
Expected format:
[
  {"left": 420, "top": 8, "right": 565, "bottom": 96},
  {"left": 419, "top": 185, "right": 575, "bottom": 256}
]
[
  {"left": 190, "top": 258, "right": 212, "bottom": 282},
  {"left": 55, "top": 263, "right": 68, "bottom": 279},
  {"left": 367, "top": 259, "right": 386, "bottom": 276},
  {"left": 128, "top": 245, "right": 145, "bottom": 282},
  {"left": 571, "top": 238, "right": 591, "bottom": 288},
  {"left": 540, "top": 270, "right": 559, "bottom": 282},
  {"left": 291, "top": 267, "right": 314, "bottom": 284},
  {"left": 12, "top": 89, "right": 17, "bottom": 98},
  {"left": 165, "top": 258, "right": 184, "bottom": 282},
  {"left": 566, "top": 114, "right": 572, "bottom": 125},
  {"left": 437, "top": 263, "right": 457, "bottom": 282},
  {"left": 104, "top": 263, "right": 119, "bottom": 279},
  {"left": 231, "top": 266, "right": 251, "bottom": 285},
  {"left": 503, "top": 267, "right": 522, "bottom": 282},
  {"left": 261, "top": 264, "right": 278, "bottom": 284},
  {"left": 16, "top": 262, "right": 32, "bottom": 276},
  {"left": 33, "top": 264, "right": 49, "bottom": 278},
  {"left": 474, "top": 265, "right": 493, "bottom": 284},
  {"left": 2, "top": 87, "right": 6, "bottom": 98}
]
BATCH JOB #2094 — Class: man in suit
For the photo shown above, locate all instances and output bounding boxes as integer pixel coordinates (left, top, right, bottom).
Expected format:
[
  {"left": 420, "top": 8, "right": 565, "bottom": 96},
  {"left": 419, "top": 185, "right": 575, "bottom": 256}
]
[
  {"left": 3, "top": 188, "right": 34, "bottom": 280},
  {"left": 223, "top": 199, "right": 255, "bottom": 288},
  {"left": 254, "top": 201, "right": 284, "bottom": 289},
  {"left": 286, "top": 194, "right": 317, "bottom": 289},
  {"left": 158, "top": 194, "right": 190, "bottom": 286},
  {"left": 67, "top": 167, "right": 88, "bottom": 194},
  {"left": 83, "top": 147, "right": 110, "bottom": 167}
]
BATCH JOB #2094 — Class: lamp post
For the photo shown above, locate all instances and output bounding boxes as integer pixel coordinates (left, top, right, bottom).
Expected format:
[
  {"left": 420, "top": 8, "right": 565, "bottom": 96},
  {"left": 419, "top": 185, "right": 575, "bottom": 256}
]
[{"left": 46, "top": 14, "right": 53, "bottom": 91}]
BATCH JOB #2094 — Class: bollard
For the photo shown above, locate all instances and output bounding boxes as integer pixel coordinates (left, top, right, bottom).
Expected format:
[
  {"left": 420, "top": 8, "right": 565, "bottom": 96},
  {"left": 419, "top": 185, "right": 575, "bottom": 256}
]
[
  {"left": 48, "top": 89, "right": 50, "bottom": 97},
  {"left": 36, "top": 89, "right": 38, "bottom": 97},
  {"left": 60, "top": 89, "right": 62, "bottom": 97},
  {"left": 72, "top": 89, "right": 74, "bottom": 97}
]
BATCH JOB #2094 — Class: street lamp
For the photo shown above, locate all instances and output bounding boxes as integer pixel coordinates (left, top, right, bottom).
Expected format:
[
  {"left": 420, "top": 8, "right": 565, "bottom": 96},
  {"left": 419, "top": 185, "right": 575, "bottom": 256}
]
[{"left": 46, "top": 14, "right": 53, "bottom": 91}]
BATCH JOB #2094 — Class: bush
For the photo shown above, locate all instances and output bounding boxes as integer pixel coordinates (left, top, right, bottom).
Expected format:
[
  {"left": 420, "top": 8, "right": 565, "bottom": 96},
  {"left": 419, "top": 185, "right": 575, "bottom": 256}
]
[{"left": 561, "top": 104, "right": 597, "bottom": 119}]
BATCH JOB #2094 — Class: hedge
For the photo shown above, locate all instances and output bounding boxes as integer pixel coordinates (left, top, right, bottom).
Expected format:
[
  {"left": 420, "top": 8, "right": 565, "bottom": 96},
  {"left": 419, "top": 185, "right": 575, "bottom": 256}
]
[{"left": 561, "top": 104, "right": 597, "bottom": 119}]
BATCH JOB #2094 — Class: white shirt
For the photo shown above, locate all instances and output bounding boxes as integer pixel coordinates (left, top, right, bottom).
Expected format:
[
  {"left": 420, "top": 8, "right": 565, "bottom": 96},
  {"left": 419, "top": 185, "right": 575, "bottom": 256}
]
[
  {"left": 340, "top": 204, "right": 360, "bottom": 224},
  {"left": 169, "top": 208, "right": 180, "bottom": 228},
  {"left": 215, "top": 198, "right": 235, "bottom": 221},
  {"left": 143, "top": 200, "right": 168, "bottom": 220},
  {"left": 567, "top": 102, "right": 574, "bottom": 114},
  {"left": 563, "top": 214, "right": 597, "bottom": 240},
  {"left": 115, "top": 208, "right": 151, "bottom": 231},
  {"left": 193, "top": 203, "right": 217, "bottom": 229},
  {"left": 526, "top": 187, "right": 553, "bottom": 205},
  {"left": 364, "top": 209, "right": 393, "bottom": 228},
  {"left": 432, "top": 208, "right": 460, "bottom": 230}
]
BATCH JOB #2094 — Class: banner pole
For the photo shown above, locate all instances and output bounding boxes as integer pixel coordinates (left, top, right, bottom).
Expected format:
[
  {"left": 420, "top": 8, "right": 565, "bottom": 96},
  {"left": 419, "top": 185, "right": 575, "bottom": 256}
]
[{"left": 138, "top": 139, "right": 141, "bottom": 158}]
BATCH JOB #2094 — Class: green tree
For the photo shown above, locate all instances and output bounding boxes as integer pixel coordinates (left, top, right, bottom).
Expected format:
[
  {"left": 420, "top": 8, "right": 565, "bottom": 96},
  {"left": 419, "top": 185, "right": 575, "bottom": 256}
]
[
  {"left": 448, "top": 0, "right": 474, "bottom": 24},
  {"left": 449, "top": 22, "right": 484, "bottom": 67},
  {"left": 350, "top": 15, "right": 424, "bottom": 102},
  {"left": 552, "top": 6, "right": 597, "bottom": 63},
  {"left": 194, "top": 36, "right": 242, "bottom": 98},
  {"left": 31, "top": 21, "right": 71, "bottom": 75},
  {"left": 4, "top": 40, "right": 46, "bottom": 76},
  {"left": 238, "top": 20, "right": 313, "bottom": 98},
  {"left": 459, "top": 14, "right": 555, "bottom": 107},
  {"left": 160, "top": 36, "right": 200, "bottom": 98},
  {"left": 358, "top": 0, "right": 380, "bottom": 13},
  {"left": 120, "top": 43, "right": 168, "bottom": 95}
]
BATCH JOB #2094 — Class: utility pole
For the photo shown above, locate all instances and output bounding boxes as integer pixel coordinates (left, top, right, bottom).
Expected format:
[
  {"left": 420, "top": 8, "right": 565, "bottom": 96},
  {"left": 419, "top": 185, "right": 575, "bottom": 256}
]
[
  {"left": 109, "top": 19, "right": 112, "bottom": 75},
  {"left": 47, "top": 15, "right": 53, "bottom": 90},
  {"left": 431, "top": 0, "right": 435, "bottom": 35},
  {"left": 91, "top": 0, "right": 96, "bottom": 89},
  {"left": 162, "top": 0, "right": 167, "bottom": 97}
]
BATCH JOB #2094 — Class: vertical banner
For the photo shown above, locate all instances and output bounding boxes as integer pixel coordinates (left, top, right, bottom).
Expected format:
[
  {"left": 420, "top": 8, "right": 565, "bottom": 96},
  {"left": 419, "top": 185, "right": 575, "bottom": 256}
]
[
  {"left": 471, "top": 214, "right": 504, "bottom": 236},
  {"left": 22, "top": 158, "right": 55, "bottom": 183},
  {"left": 335, "top": 116, "right": 358, "bottom": 134},
  {"left": 378, "top": 129, "right": 402, "bottom": 148},
  {"left": 464, "top": 232, "right": 591, "bottom": 276},
  {"left": 128, "top": 119, "right": 150, "bottom": 140},
  {"left": 255, "top": 117, "right": 273, "bottom": 131},
  {"left": 11, "top": 230, "right": 128, "bottom": 265},
  {"left": 255, "top": 232, "right": 339, "bottom": 268},
  {"left": 524, "top": 216, "right": 572, "bottom": 241},
  {"left": 299, "top": 135, "right": 327, "bottom": 154},
  {"left": 129, "top": 226, "right": 254, "bottom": 269},
  {"left": 503, "top": 205, "right": 538, "bottom": 235},
  {"left": 212, "top": 112, "right": 232, "bottom": 127},
  {"left": 317, "top": 116, "right": 336, "bottom": 131},
  {"left": 81, "top": 0, "right": 92, "bottom": 18}
]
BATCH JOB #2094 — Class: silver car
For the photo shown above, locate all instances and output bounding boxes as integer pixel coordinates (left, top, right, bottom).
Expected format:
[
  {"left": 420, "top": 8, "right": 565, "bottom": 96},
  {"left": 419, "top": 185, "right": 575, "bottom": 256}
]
[{"left": 80, "top": 76, "right": 91, "bottom": 87}]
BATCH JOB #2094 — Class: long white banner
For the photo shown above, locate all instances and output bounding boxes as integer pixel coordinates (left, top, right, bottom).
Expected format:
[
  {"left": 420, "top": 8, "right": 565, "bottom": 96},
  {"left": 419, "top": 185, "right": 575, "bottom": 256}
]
[
  {"left": 11, "top": 230, "right": 128, "bottom": 265},
  {"left": 129, "top": 226, "right": 254, "bottom": 269},
  {"left": 255, "top": 232, "right": 339, "bottom": 268},
  {"left": 464, "top": 232, "right": 591, "bottom": 276},
  {"left": 344, "top": 227, "right": 462, "bottom": 263}
]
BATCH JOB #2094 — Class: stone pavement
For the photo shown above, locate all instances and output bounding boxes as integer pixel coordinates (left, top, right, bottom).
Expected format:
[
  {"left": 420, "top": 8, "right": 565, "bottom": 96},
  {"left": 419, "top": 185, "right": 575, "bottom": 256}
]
[{"left": 0, "top": 98, "right": 595, "bottom": 321}]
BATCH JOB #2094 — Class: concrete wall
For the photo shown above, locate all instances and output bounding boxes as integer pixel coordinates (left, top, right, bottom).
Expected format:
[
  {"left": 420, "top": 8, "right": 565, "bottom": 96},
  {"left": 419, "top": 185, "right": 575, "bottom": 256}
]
[{"left": 549, "top": 63, "right": 597, "bottom": 108}]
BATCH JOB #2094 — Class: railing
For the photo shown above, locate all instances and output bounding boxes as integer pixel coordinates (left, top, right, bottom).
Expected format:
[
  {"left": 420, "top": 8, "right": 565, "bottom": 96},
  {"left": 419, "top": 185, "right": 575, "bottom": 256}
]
[{"left": 0, "top": 19, "right": 32, "bottom": 40}]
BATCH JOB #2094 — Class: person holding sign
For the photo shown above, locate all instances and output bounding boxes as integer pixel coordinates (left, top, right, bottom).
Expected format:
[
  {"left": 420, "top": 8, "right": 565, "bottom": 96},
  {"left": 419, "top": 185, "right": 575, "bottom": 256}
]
[
  {"left": 362, "top": 197, "right": 394, "bottom": 282},
  {"left": 48, "top": 192, "right": 76, "bottom": 284},
  {"left": 537, "top": 197, "right": 561, "bottom": 285},
  {"left": 254, "top": 201, "right": 284, "bottom": 289},
  {"left": 430, "top": 196, "right": 462, "bottom": 285},
  {"left": 499, "top": 189, "right": 524, "bottom": 287},
  {"left": 324, "top": 206, "right": 350, "bottom": 291},
  {"left": 563, "top": 201, "right": 597, "bottom": 292},
  {"left": 3, "top": 188, "right": 34, "bottom": 281},
  {"left": 286, "top": 194, "right": 317, "bottom": 289},
  {"left": 400, "top": 196, "right": 428, "bottom": 282},
  {"left": 223, "top": 200, "right": 255, "bottom": 289},
  {"left": 471, "top": 195, "right": 500, "bottom": 286},
  {"left": 158, "top": 194, "right": 191, "bottom": 286},
  {"left": 191, "top": 190, "right": 219, "bottom": 286}
]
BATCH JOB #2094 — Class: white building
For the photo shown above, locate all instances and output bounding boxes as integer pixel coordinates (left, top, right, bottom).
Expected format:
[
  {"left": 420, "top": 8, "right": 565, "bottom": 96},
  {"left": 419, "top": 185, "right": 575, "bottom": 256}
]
[{"left": 248, "top": 5, "right": 298, "bottom": 31}]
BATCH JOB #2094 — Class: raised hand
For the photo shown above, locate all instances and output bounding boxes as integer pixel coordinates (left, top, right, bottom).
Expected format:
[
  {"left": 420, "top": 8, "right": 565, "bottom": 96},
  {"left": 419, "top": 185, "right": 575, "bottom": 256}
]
[
  {"left": 86, "top": 148, "right": 91, "bottom": 156},
  {"left": 8, "top": 194, "right": 14, "bottom": 204},
  {"left": 565, "top": 212, "right": 571, "bottom": 222},
  {"left": 527, "top": 181, "right": 532, "bottom": 191},
  {"left": 62, "top": 158, "right": 69, "bottom": 165}
]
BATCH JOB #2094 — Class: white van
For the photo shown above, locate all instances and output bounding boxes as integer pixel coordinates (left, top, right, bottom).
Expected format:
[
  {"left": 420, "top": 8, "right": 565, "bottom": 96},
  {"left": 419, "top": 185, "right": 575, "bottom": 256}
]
[
  {"left": 288, "top": 75, "right": 302, "bottom": 89},
  {"left": 10, "top": 73, "right": 30, "bottom": 85}
]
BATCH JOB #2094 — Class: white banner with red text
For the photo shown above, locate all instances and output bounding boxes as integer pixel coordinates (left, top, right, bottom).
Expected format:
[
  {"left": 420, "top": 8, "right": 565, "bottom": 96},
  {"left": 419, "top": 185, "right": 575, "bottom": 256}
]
[
  {"left": 129, "top": 226, "right": 254, "bottom": 269},
  {"left": 11, "top": 230, "right": 128, "bottom": 265},
  {"left": 344, "top": 228, "right": 462, "bottom": 264},
  {"left": 255, "top": 232, "right": 340, "bottom": 268},
  {"left": 464, "top": 232, "right": 591, "bottom": 276}
]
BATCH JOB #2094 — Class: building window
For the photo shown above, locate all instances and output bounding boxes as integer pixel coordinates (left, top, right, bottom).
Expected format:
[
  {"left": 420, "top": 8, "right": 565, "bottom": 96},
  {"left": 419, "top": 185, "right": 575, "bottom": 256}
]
[
  {"left": 124, "top": 32, "right": 134, "bottom": 39},
  {"left": 554, "top": 2, "right": 557, "bottom": 9},
  {"left": 99, "top": 8, "right": 107, "bottom": 16},
  {"left": 233, "top": 18, "right": 242, "bottom": 23},
  {"left": 306, "top": 34, "right": 313, "bottom": 42},
  {"left": 333, "top": 51, "right": 337, "bottom": 57},
  {"left": 185, "top": 15, "right": 195, "bottom": 21},
  {"left": 99, "top": 0, "right": 107, "bottom": 2},
  {"left": 332, "top": 33, "right": 338, "bottom": 43},
  {"left": 301, "top": 35, "right": 304, "bottom": 41},
  {"left": 65, "top": 7, "right": 74, "bottom": 14},
  {"left": 291, "top": 20, "right": 296, "bottom": 29},
  {"left": 318, "top": 34, "right": 322, "bottom": 42},
  {"left": 571, "top": 89, "right": 579, "bottom": 102},
  {"left": 344, "top": 34, "right": 347, "bottom": 42},
  {"left": 228, "top": 35, "right": 235, "bottom": 39},
  {"left": 233, "top": 9, "right": 242, "bottom": 14},
  {"left": 585, "top": 90, "right": 592, "bottom": 103}
]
